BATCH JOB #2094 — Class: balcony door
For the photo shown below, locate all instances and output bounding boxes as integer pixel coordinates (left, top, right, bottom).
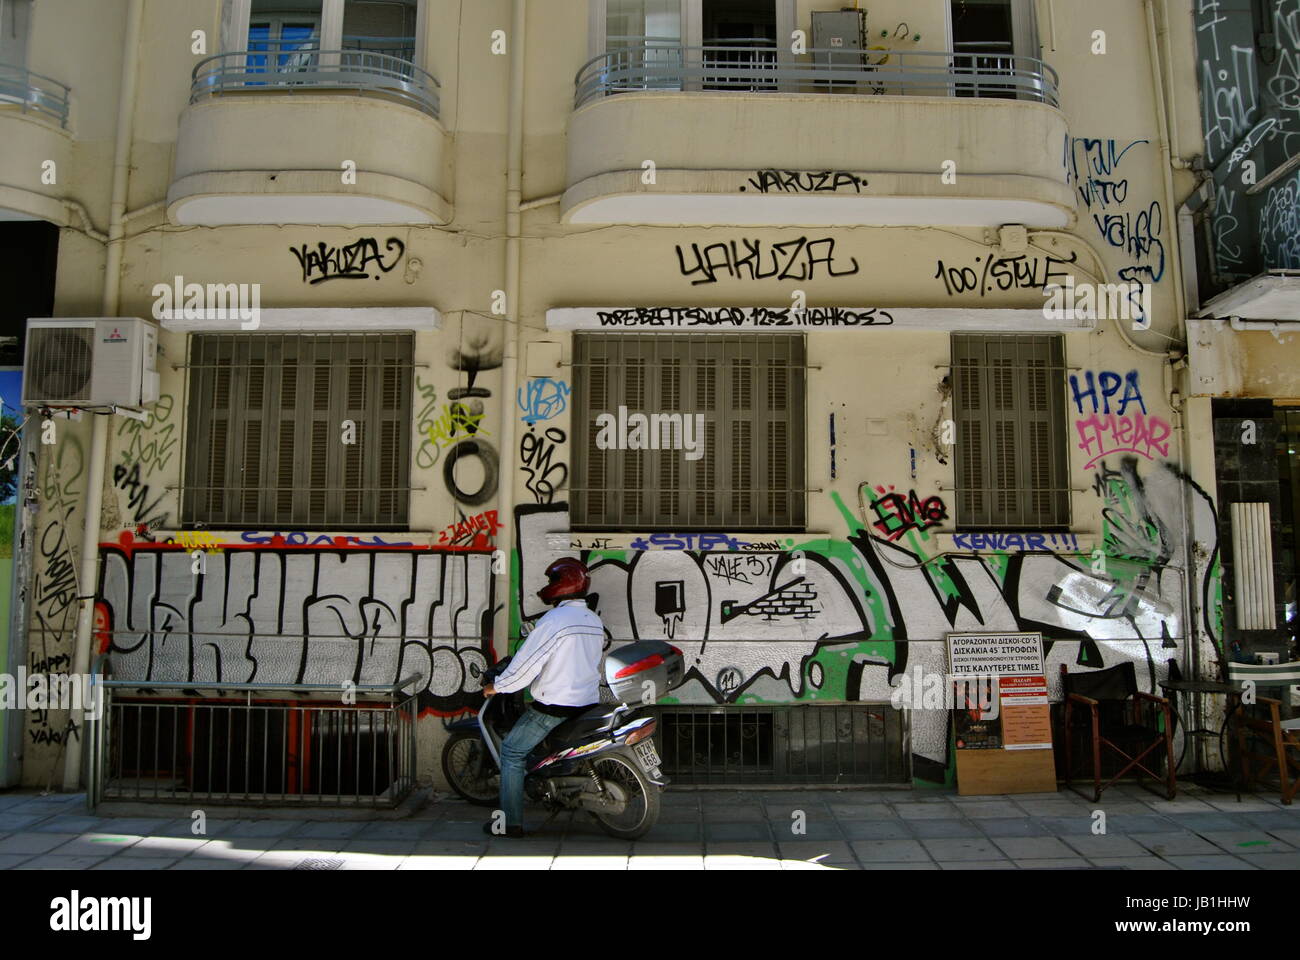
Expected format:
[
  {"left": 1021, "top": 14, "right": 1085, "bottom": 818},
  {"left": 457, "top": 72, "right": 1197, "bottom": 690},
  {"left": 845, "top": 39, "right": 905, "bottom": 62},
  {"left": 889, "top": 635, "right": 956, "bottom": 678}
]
[
  {"left": 948, "top": 0, "right": 1039, "bottom": 100},
  {"left": 0, "top": 0, "right": 31, "bottom": 68},
  {"left": 591, "top": 0, "right": 792, "bottom": 91}
]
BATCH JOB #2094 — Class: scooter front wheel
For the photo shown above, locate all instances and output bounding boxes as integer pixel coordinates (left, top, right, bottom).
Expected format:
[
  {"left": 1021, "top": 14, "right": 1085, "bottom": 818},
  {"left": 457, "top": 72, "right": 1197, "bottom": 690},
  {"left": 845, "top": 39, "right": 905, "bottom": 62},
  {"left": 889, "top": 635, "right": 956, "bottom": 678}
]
[
  {"left": 441, "top": 731, "right": 499, "bottom": 805},
  {"left": 588, "top": 753, "right": 660, "bottom": 840}
]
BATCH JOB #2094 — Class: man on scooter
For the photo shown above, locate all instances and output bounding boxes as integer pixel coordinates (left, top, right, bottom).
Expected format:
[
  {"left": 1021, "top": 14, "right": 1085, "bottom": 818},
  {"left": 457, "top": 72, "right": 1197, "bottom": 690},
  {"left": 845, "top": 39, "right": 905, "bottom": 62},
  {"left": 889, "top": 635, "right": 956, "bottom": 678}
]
[{"left": 481, "top": 557, "right": 605, "bottom": 837}]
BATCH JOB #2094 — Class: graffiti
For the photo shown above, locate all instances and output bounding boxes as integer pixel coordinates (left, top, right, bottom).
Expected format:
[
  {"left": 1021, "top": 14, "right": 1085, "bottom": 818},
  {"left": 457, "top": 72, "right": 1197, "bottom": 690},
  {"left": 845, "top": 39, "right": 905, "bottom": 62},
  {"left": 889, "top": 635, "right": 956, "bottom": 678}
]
[
  {"left": 674, "top": 236, "right": 860, "bottom": 285},
  {"left": 933, "top": 251, "right": 1078, "bottom": 297},
  {"left": 238, "top": 531, "right": 415, "bottom": 547},
  {"left": 868, "top": 486, "right": 947, "bottom": 542},
  {"left": 436, "top": 510, "right": 502, "bottom": 549},
  {"left": 514, "top": 458, "right": 1218, "bottom": 784},
  {"left": 112, "top": 462, "right": 170, "bottom": 530},
  {"left": 36, "top": 506, "right": 79, "bottom": 630},
  {"left": 519, "top": 425, "right": 568, "bottom": 505},
  {"left": 1066, "top": 137, "right": 1165, "bottom": 284},
  {"left": 414, "top": 376, "right": 440, "bottom": 470},
  {"left": 1260, "top": 171, "right": 1300, "bottom": 270},
  {"left": 169, "top": 531, "right": 224, "bottom": 551},
  {"left": 591, "top": 306, "right": 892, "bottom": 328},
  {"left": 427, "top": 402, "right": 490, "bottom": 449},
  {"left": 952, "top": 533, "right": 1081, "bottom": 552},
  {"left": 1070, "top": 370, "right": 1170, "bottom": 468},
  {"left": 98, "top": 538, "right": 497, "bottom": 715},
  {"left": 117, "top": 393, "right": 177, "bottom": 475},
  {"left": 740, "top": 170, "right": 867, "bottom": 194},
  {"left": 289, "top": 236, "right": 405, "bottom": 284},
  {"left": 518, "top": 378, "right": 570, "bottom": 425},
  {"left": 443, "top": 330, "right": 503, "bottom": 507},
  {"left": 630, "top": 532, "right": 761, "bottom": 551}
]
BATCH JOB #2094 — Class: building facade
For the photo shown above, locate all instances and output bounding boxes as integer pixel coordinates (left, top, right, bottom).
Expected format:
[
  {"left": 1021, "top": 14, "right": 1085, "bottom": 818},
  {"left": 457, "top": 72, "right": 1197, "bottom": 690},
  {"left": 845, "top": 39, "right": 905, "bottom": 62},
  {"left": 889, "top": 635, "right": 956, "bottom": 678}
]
[{"left": 2, "top": 0, "right": 1287, "bottom": 795}]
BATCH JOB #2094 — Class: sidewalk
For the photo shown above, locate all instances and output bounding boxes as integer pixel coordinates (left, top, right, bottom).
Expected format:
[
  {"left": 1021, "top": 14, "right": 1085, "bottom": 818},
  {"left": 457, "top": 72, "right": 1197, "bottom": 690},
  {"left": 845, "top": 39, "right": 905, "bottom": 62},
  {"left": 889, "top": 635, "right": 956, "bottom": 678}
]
[{"left": 1, "top": 783, "right": 1298, "bottom": 870}]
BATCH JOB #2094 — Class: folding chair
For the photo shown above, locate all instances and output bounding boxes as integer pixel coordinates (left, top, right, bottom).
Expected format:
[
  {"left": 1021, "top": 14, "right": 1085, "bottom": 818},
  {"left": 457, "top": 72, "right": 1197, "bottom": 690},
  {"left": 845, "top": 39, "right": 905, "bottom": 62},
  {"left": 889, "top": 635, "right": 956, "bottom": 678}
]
[
  {"left": 1227, "top": 661, "right": 1300, "bottom": 805},
  {"left": 1061, "top": 662, "right": 1176, "bottom": 802}
]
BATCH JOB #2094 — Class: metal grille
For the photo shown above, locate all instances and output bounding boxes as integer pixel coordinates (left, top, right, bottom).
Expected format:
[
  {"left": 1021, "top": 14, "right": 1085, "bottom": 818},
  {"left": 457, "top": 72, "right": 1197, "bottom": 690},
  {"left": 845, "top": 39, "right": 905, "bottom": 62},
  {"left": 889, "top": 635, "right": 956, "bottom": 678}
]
[
  {"left": 650, "top": 705, "right": 908, "bottom": 785},
  {"left": 88, "top": 680, "right": 419, "bottom": 809},
  {"left": 952, "top": 334, "right": 1070, "bottom": 529},
  {"left": 571, "top": 334, "right": 806, "bottom": 531},
  {"left": 182, "top": 333, "right": 413, "bottom": 530}
]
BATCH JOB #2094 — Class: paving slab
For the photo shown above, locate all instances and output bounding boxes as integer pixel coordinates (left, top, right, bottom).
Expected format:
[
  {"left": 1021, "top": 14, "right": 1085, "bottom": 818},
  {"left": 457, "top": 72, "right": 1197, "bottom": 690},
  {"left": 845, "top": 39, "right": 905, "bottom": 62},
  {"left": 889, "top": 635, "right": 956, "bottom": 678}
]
[
  {"left": 1162, "top": 855, "right": 1258, "bottom": 869},
  {"left": 839, "top": 819, "right": 913, "bottom": 840},
  {"left": 16, "top": 855, "right": 112, "bottom": 869},
  {"left": 1198, "top": 831, "right": 1294, "bottom": 855},
  {"left": 396, "top": 855, "right": 480, "bottom": 870},
  {"left": 851, "top": 839, "right": 932, "bottom": 863},
  {"left": 991, "top": 837, "right": 1076, "bottom": 859},
  {"left": 0, "top": 832, "right": 79, "bottom": 855},
  {"left": 977, "top": 818, "right": 1049, "bottom": 837},
  {"left": 1016, "top": 858, "right": 1091, "bottom": 869},
  {"left": 1087, "top": 856, "right": 1178, "bottom": 870},
  {"left": 938, "top": 860, "right": 1018, "bottom": 869},
  {"left": 1127, "top": 832, "right": 1221, "bottom": 856},
  {"left": 910, "top": 819, "right": 982, "bottom": 839},
  {"left": 1061, "top": 834, "right": 1148, "bottom": 858},
  {"left": 921, "top": 838, "right": 1006, "bottom": 862}
]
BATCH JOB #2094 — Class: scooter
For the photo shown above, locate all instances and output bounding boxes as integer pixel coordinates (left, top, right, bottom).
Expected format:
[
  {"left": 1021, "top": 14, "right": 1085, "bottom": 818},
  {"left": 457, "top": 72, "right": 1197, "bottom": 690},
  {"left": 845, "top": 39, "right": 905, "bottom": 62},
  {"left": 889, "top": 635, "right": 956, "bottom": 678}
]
[{"left": 440, "top": 639, "right": 684, "bottom": 839}]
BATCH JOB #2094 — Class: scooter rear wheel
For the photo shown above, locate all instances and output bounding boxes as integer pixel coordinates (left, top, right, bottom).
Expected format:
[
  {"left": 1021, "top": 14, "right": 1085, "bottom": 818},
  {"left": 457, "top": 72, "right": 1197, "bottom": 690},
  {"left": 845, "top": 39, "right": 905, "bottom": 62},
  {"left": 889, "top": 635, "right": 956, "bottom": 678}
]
[
  {"left": 441, "top": 731, "right": 499, "bottom": 805},
  {"left": 588, "top": 753, "right": 660, "bottom": 840}
]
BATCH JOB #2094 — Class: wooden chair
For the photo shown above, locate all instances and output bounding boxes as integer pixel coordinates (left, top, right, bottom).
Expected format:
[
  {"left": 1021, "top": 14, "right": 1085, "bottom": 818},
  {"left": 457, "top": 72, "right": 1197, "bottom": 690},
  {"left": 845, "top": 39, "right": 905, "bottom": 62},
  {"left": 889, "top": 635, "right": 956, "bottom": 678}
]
[
  {"left": 1061, "top": 662, "right": 1176, "bottom": 802},
  {"left": 1227, "top": 661, "right": 1300, "bottom": 805}
]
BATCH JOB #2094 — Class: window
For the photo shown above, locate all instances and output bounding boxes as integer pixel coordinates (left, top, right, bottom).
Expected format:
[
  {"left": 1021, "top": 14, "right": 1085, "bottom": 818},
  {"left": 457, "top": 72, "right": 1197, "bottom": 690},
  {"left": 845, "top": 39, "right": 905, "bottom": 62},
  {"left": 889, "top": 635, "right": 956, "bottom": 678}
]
[
  {"left": 0, "top": 0, "right": 32, "bottom": 68},
  {"left": 183, "top": 333, "right": 412, "bottom": 530},
  {"left": 572, "top": 334, "right": 805, "bottom": 530},
  {"left": 951, "top": 334, "right": 1069, "bottom": 529}
]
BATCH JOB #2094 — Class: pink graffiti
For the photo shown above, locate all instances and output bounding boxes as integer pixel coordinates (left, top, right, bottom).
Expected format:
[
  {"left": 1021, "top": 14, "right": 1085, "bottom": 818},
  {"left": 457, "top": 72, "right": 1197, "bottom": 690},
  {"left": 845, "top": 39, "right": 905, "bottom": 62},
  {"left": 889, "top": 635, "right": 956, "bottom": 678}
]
[{"left": 1075, "top": 413, "right": 1172, "bottom": 468}]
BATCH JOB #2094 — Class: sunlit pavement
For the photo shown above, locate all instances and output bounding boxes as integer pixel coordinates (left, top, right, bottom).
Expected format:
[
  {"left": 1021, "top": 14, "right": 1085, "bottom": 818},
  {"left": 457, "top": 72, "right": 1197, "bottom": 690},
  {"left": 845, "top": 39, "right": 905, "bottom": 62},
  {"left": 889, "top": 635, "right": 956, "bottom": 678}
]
[{"left": 2, "top": 783, "right": 1299, "bottom": 870}]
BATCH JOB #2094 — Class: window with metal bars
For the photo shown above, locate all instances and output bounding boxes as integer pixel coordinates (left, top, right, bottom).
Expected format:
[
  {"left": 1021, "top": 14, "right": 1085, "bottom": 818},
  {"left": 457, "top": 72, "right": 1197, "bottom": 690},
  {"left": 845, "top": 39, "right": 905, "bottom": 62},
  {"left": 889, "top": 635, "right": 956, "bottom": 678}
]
[
  {"left": 182, "top": 333, "right": 413, "bottom": 529},
  {"left": 951, "top": 333, "right": 1069, "bottom": 529},
  {"left": 572, "top": 333, "right": 806, "bottom": 530}
]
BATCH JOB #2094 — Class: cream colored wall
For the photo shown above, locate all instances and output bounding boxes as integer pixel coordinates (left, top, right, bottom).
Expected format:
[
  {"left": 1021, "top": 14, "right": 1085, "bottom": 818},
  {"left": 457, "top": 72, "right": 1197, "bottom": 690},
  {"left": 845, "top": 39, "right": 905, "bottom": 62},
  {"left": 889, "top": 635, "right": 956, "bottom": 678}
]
[{"left": 15, "top": 0, "right": 1222, "bottom": 787}]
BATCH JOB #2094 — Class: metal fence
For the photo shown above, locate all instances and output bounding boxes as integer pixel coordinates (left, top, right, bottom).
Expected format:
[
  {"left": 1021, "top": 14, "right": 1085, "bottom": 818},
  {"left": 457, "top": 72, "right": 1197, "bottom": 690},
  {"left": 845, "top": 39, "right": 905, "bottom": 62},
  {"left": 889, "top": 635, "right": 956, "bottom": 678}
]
[
  {"left": 87, "top": 675, "right": 420, "bottom": 810},
  {"left": 0, "top": 63, "right": 71, "bottom": 128},
  {"left": 575, "top": 42, "right": 1060, "bottom": 108},
  {"left": 650, "top": 704, "right": 909, "bottom": 785},
  {"left": 191, "top": 44, "right": 440, "bottom": 118}
]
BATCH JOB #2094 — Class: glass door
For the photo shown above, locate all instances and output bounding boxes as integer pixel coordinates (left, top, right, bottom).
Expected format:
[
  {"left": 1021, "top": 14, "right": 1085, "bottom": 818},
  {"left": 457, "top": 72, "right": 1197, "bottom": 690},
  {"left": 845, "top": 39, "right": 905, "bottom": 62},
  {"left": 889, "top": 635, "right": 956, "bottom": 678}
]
[{"left": 1277, "top": 406, "right": 1300, "bottom": 655}]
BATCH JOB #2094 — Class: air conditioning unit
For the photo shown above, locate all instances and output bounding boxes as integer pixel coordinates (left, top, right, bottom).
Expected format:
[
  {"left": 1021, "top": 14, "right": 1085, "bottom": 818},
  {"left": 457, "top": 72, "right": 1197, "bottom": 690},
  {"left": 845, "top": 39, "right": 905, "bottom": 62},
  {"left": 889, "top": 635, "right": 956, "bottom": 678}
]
[{"left": 23, "top": 318, "right": 160, "bottom": 408}]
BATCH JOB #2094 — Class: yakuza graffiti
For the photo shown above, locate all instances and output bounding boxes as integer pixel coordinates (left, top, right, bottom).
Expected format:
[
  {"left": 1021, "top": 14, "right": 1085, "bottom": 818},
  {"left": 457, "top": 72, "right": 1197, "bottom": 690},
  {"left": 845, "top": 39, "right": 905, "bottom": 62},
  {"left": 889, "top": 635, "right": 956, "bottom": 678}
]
[
  {"left": 289, "top": 236, "right": 405, "bottom": 284},
  {"left": 740, "top": 170, "right": 867, "bottom": 194},
  {"left": 674, "top": 236, "right": 860, "bottom": 285}
]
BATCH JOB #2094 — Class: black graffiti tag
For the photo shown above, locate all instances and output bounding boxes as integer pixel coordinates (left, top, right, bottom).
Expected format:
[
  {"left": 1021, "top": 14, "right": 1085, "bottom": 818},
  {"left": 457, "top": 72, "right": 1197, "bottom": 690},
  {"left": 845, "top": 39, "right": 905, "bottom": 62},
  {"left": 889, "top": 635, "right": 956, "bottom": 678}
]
[
  {"left": 520, "top": 426, "right": 568, "bottom": 505},
  {"left": 675, "top": 236, "right": 860, "bottom": 285},
  {"left": 741, "top": 170, "right": 867, "bottom": 194},
  {"left": 290, "top": 236, "right": 405, "bottom": 284}
]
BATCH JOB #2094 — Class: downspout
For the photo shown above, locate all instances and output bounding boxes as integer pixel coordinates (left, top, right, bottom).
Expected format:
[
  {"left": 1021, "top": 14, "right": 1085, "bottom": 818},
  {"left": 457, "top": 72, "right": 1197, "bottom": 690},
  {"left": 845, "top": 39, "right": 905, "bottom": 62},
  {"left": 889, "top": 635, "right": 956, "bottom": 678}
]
[
  {"left": 63, "top": 0, "right": 145, "bottom": 791},
  {"left": 493, "top": 0, "right": 526, "bottom": 655},
  {"left": 1144, "top": 0, "right": 1189, "bottom": 339}
]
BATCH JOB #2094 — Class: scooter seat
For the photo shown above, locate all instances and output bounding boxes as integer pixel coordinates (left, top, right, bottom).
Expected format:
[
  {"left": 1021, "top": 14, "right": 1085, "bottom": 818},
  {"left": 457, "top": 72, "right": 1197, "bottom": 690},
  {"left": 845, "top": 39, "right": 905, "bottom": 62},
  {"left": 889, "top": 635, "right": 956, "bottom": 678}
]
[{"left": 527, "top": 703, "right": 628, "bottom": 766}]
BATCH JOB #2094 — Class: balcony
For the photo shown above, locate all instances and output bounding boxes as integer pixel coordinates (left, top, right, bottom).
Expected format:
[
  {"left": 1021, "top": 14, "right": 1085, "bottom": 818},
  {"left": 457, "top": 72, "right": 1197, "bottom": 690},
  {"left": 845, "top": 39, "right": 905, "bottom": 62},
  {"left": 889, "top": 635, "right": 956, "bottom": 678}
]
[
  {"left": 564, "top": 42, "right": 1073, "bottom": 227},
  {"left": 168, "top": 43, "right": 449, "bottom": 226},
  {"left": 0, "top": 64, "right": 72, "bottom": 224}
]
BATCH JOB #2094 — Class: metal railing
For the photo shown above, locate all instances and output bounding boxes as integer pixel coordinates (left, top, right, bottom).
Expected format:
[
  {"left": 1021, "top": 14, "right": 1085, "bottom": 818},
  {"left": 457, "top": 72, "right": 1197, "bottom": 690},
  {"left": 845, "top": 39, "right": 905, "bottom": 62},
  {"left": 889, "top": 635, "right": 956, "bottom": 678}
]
[
  {"left": 0, "top": 63, "right": 71, "bottom": 128},
  {"left": 87, "top": 672, "right": 421, "bottom": 810},
  {"left": 191, "top": 44, "right": 440, "bottom": 119},
  {"left": 650, "top": 704, "right": 909, "bottom": 784},
  {"left": 575, "top": 41, "right": 1060, "bottom": 109}
]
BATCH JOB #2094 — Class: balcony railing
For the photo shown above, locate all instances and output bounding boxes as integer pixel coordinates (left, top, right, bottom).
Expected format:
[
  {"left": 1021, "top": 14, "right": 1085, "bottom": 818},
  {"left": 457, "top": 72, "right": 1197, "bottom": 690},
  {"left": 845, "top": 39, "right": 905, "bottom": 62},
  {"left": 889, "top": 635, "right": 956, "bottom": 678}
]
[
  {"left": 191, "top": 43, "right": 440, "bottom": 119},
  {"left": 575, "top": 40, "right": 1060, "bottom": 109},
  {"left": 0, "top": 63, "right": 71, "bottom": 128}
]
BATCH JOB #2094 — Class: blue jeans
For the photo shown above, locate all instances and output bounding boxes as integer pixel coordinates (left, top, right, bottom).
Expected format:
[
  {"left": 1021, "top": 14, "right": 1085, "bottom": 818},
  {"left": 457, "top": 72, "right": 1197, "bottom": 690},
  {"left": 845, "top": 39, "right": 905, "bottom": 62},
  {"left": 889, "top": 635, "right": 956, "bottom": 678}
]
[{"left": 498, "top": 706, "right": 567, "bottom": 829}]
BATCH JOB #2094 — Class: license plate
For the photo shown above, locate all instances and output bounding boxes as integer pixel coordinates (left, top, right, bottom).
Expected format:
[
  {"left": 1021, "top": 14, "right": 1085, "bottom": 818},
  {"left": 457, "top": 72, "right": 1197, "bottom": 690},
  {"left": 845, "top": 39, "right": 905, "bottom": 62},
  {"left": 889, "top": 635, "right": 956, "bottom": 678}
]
[{"left": 633, "top": 739, "right": 661, "bottom": 771}]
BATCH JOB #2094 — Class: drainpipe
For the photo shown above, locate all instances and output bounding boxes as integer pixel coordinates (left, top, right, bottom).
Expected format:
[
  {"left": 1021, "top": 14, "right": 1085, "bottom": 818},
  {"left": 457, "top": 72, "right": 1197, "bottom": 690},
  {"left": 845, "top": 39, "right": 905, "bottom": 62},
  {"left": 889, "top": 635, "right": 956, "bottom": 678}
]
[
  {"left": 62, "top": 0, "right": 145, "bottom": 791},
  {"left": 492, "top": 0, "right": 527, "bottom": 654}
]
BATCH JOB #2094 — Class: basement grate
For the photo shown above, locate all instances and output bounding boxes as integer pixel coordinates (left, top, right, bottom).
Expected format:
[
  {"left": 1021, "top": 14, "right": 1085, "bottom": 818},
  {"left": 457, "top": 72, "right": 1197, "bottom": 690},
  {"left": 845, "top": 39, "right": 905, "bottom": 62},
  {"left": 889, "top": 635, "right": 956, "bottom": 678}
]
[{"left": 293, "top": 857, "right": 345, "bottom": 870}]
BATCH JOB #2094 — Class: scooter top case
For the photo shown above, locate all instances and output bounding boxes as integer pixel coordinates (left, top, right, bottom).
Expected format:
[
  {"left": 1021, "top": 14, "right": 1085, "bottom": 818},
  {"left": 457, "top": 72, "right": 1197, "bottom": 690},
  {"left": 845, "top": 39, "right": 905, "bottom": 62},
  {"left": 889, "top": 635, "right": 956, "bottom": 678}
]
[{"left": 603, "top": 640, "right": 685, "bottom": 704}]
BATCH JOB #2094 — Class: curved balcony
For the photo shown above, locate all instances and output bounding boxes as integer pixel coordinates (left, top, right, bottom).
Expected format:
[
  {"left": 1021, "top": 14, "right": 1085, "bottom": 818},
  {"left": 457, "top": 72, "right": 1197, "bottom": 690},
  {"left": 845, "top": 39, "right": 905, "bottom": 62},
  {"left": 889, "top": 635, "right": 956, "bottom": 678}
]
[
  {"left": 0, "top": 64, "right": 72, "bottom": 224},
  {"left": 564, "top": 43, "right": 1073, "bottom": 227},
  {"left": 169, "top": 49, "right": 448, "bottom": 226}
]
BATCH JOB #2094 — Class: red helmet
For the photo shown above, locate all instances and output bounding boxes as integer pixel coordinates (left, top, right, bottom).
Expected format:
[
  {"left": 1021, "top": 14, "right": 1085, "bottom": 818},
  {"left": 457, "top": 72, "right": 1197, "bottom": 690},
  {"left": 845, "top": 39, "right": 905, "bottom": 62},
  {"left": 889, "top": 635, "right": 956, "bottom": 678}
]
[{"left": 538, "top": 557, "right": 590, "bottom": 605}]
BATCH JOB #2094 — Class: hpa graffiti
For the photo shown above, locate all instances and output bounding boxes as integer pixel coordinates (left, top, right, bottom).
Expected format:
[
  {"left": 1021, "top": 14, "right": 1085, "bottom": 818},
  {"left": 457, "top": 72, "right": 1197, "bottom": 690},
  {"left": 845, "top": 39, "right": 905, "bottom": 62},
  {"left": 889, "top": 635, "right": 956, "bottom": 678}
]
[
  {"left": 97, "top": 536, "right": 497, "bottom": 715},
  {"left": 515, "top": 457, "right": 1217, "bottom": 783},
  {"left": 1070, "top": 370, "right": 1172, "bottom": 468}
]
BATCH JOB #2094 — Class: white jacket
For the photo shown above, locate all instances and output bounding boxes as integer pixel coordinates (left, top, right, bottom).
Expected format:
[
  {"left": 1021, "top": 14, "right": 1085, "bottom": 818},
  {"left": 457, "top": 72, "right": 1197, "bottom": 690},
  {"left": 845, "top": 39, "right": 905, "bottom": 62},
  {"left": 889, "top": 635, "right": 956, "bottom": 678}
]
[{"left": 492, "top": 599, "right": 605, "bottom": 706}]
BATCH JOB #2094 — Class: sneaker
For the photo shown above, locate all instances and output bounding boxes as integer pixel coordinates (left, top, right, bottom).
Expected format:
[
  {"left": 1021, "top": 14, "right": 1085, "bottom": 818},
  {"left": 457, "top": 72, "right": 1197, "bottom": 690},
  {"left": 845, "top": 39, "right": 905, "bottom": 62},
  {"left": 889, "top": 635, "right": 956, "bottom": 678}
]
[{"left": 483, "top": 822, "right": 526, "bottom": 838}]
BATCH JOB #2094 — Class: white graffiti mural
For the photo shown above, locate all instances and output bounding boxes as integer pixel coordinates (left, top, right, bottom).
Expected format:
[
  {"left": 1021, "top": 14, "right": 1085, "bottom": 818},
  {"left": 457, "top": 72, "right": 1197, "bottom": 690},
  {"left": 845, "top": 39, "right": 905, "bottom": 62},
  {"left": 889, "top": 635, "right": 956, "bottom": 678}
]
[
  {"left": 98, "top": 540, "right": 497, "bottom": 714},
  {"left": 515, "top": 457, "right": 1218, "bottom": 780}
]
